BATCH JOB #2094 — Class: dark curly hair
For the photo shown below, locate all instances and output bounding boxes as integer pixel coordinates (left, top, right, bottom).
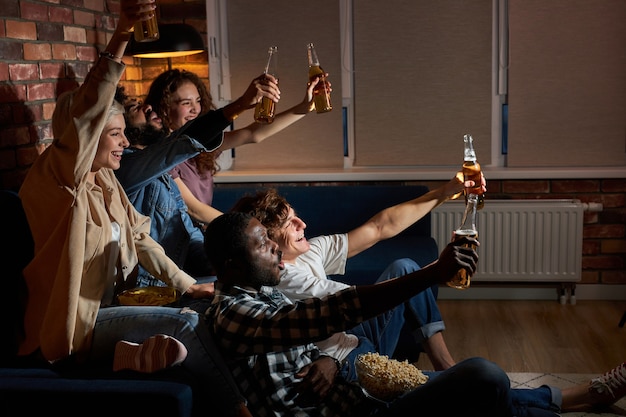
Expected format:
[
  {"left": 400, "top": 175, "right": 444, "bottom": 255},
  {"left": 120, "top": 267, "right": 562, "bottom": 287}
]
[
  {"left": 145, "top": 69, "right": 219, "bottom": 176},
  {"left": 230, "top": 188, "right": 291, "bottom": 241},
  {"left": 204, "top": 212, "right": 253, "bottom": 276}
]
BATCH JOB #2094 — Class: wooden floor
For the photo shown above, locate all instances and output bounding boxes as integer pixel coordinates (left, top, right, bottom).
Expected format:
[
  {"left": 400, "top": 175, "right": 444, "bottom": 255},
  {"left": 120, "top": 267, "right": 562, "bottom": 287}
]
[{"left": 414, "top": 299, "right": 626, "bottom": 374}]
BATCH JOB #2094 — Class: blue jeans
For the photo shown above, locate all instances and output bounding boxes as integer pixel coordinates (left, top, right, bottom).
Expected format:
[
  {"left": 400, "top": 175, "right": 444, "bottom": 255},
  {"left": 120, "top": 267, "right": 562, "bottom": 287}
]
[
  {"left": 344, "top": 258, "right": 444, "bottom": 381},
  {"left": 91, "top": 305, "right": 242, "bottom": 416},
  {"left": 374, "top": 357, "right": 561, "bottom": 417}
]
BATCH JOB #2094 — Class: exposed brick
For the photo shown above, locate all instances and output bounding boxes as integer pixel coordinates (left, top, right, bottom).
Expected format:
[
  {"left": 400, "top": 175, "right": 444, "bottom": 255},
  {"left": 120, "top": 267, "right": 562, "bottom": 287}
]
[
  {"left": 12, "top": 102, "right": 36, "bottom": 124},
  {"left": 582, "top": 240, "right": 600, "bottom": 255},
  {"left": 56, "top": 78, "right": 81, "bottom": 96},
  {"left": 582, "top": 255, "right": 624, "bottom": 270},
  {"left": 123, "top": 66, "right": 142, "bottom": 81},
  {"left": 584, "top": 224, "right": 625, "bottom": 239},
  {"left": 64, "top": 26, "right": 87, "bottom": 43},
  {"left": 23, "top": 42, "right": 52, "bottom": 60},
  {"left": 40, "top": 62, "right": 66, "bottom": 79},
  {"left": 66, "top": 61, "right": 91, "bottom": 78},
  {"left": 35, "top": 123, "right": 52, "bottom": 141},
  {"left": 16, "top": 145, "right": 39, "bottom": 167},
  {"left": 76, "top": 45, "right": 97, "bottom": 62},
  {"left": 501, "top": 180, "right": 550, "bottom": 194},
  {"left": 551, "top": 179, "right": 600, "bottom": 193},
  {"left": 74, "top": 10, "right": 96, "bottom": 27},
  {"left": 0, "top": 83, "right": 27, "bottom": 103},
  {"left": 21, "top": 1, "right": 49, "bottom": 21},
  {"left": 9, "top": 63, "right": 39, "bottom": 81},
  {"left": 25, "top": 103, "right": 41, "bottom": 124},
  {"left": 583, "top": 211, "right": 598, "bottom": 224},
  {"left": 52, "top": 43, "right": 77, "bottom": 60},
  {"left": 43, "top": 101, "right": 56, "bottom": 120},
  {"left": 0, "top": 39, "right": 24, "bottom": 61},
  {"left": 0, "top": 126, "right": 30, "bottom": 147},
  {"left": 599, "top": 193, "right": 626, "bottom": 209},
  {"left": 0, "top": 149, "right": 17, "bottom": 170},
  {"left": 86, "top": 28, "right": 108, "bottom": 45},
  {"left": 27, "top": 82, "right": 55, "bottom": 101},
  {"left": 603, "top": 179, "right": 626, "bottom": 193},
  {"left": 6, "top": 20, "right": 37, "bottom": 40},
  {"left": 600, "top": 208, "right": 626, "bottom": 224},
  {"left": 602, "top": 239, "right": 626, "bottom": 254},
  {"left": 37, "top": 22, "right": 64, "bottom": 42},
  {"left": 49, "top": 7, "right": 73, "bottom": 25},
  {"left": 62, "top": 0, "right": 83, "bottom": 7},
  {"left": 83, "top": 0, "right": 105, "bottom": 12},
  {"left": 0, "top": 0, "right": 20, "bottom": 17},
  {"left": 0, "top": 62, "right": 9, "bottom": 81},
  {"left": 579, "top": 270, "right": 599, "bottom": 284},
  {"left": 601, "top": 270, "right": 626, "bottom": 284},
  {"left": 0, "top": 104, "right": 11, "bottom": 125}
]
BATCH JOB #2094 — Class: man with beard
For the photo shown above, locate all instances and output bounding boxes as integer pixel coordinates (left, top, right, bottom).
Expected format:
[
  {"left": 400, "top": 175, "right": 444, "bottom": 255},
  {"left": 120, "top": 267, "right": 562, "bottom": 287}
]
[{"left": 114, "top": 85, "right": 239, "bottom": 294}]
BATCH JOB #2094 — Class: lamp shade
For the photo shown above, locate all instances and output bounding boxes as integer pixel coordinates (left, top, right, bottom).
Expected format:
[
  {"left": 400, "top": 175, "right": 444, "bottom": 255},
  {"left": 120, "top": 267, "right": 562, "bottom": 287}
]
[{"left": 126, "top": 23, "right": 205, "bottom": 58}]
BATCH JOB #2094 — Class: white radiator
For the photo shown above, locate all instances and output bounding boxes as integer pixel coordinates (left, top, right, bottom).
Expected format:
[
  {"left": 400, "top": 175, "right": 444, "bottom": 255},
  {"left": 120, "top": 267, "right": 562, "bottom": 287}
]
[{"left": 431, "top": 199, "right": 584, "bottom": 282}]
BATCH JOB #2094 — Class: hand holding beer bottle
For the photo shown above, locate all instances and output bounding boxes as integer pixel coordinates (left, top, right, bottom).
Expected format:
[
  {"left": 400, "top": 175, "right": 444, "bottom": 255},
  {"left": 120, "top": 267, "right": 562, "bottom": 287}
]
[
  {"left": 307, "top": 43, "right": 332, "bottom": 113},
  {"left": 447, "top": 193, "right": 479, "bottom": 289},
  {"left": 254, "top": 46, "right": 278, "bottom": 124},
  {"left": 462, "top": 134, "right": 485, "bottom": 209}
]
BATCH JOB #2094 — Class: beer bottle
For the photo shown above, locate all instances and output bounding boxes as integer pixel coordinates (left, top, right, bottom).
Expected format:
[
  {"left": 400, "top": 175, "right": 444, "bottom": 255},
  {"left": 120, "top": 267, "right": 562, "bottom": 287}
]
[
  {"left": 133, "top": 4, "right": 160, "bottom": 42},
  {"left": 254, "top": 46, "right": 278, "bottom": 124},
  {"left": 307, "top": 43, "right": 332, "bottom": 113},
  {"left": 447, "top": 193, "right": 479, "bottom": 290},
  {"left": 462, "top": 134, "right": 485, "bottom": 209}
]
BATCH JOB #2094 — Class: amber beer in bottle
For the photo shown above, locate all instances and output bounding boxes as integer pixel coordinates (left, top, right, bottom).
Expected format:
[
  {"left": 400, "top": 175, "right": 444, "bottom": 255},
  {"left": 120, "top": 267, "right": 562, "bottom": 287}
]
[
  {"left": 133, "top": 6, "right": 159, "bottom": 42},
  {"left": 307, "top": 43, "right": 332, "bottom": 113},
  {"left": 462, "top": 134, "right": 485, "bottom": 209},
  {"left": 254, "top": 46, "right": 278, "bottom": 124},
  {"left": 447, "top": 194, "right": 479, "bottom": 290}
]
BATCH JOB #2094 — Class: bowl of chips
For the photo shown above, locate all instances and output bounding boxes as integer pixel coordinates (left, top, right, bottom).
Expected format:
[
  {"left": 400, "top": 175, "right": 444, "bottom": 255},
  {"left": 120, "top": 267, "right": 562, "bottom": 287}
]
[
  {"left": 117, "top": 286, "right": 181, "bottom": 306},
  {"left": 355, "top": 352, "right": 428, "bottom": 402}
]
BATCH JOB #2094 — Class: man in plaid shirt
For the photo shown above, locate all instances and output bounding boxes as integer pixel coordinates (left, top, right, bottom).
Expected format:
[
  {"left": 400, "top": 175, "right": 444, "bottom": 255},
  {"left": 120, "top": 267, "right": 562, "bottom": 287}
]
[{"left": 204, "top": 212, "right": 623, "bottom": 417}]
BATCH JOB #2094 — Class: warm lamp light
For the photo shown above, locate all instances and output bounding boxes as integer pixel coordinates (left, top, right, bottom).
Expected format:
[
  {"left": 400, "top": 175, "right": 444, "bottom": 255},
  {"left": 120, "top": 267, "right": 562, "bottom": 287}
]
[{"left": 126, "top": 23, "right": 205, "bottom": 58}]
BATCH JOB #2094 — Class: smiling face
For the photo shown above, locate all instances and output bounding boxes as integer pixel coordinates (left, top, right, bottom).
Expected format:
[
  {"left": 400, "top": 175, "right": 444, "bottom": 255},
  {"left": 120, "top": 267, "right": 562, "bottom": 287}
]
[
  {"left": 91, "top": 113, "right": 129, "bottom": 175},
  {"left": 270, "top": 206, "right": 310, "bottom": 264},
  {"left": 244, "top": 217, "right": 285, "bottom": 288},
  {"left": 166, "top": 81, "right": 202, "bottom": 131},
  {"left": 123, "top": 97, "right": 163, "bottom": 130}
]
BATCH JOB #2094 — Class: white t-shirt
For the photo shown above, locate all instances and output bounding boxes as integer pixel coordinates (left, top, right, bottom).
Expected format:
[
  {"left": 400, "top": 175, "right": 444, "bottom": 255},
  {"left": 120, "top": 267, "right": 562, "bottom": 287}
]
[{"left": 277, "top": 234, "right": 358, "bottom": 362}]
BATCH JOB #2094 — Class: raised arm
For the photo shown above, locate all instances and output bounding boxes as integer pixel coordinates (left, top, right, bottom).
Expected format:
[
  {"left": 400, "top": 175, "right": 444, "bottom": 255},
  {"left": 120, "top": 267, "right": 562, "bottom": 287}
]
[
  {"left": 346, "top": 173, "right": 487, "bottom": 257},
  {"left": 218, "top": 75, "right": 320, "bottom": 151}
]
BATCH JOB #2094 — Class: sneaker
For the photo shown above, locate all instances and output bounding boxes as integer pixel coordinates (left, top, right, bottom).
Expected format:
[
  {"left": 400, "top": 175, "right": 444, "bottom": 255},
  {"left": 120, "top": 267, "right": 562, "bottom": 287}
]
[
  {"left": 113, "top": 334, "right": 188, "bottom": 373},
  {"left": 589, "top": 362, "right": 626, "bottom": 404}
]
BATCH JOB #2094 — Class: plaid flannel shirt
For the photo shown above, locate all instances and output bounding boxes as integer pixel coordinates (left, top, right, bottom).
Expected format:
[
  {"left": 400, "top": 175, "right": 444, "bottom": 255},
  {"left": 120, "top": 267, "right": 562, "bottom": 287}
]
[{"left": 207, "top": 283, "right": 379, "bottom": 417}]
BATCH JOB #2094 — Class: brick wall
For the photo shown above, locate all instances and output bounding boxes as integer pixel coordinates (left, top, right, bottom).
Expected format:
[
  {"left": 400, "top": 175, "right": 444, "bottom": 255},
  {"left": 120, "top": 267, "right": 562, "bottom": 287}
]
[
  {"left": 1, "top": 0, "right": 625, "bottom": 287},
  {"left": 0, "top": 0, "right": 208, "bottom": 189}
]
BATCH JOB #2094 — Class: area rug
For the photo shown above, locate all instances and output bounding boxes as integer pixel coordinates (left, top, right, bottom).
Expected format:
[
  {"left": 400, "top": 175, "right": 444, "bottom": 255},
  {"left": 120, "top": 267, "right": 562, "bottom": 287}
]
[{"left": 508, "top": 373, "right": 626, "bottom": 416}]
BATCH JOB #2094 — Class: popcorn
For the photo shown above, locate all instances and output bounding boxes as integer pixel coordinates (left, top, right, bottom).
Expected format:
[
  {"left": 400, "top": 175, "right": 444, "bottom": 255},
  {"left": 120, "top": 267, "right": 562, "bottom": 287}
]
[{"left": 356, "top": 352, "right": 428, "bottom": 401}]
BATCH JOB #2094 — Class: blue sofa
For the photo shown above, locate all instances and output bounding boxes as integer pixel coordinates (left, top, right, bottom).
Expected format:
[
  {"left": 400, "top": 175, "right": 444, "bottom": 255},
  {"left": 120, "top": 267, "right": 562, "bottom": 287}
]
[{"left": 1, "top": 184, "right": 439, "bottom": 415}]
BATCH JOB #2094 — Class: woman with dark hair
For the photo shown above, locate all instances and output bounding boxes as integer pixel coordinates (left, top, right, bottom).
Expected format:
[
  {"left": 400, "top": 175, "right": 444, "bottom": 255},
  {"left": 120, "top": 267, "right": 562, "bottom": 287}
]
[{"left": 144, "top": 68, "right": 322, "bottom": 210}]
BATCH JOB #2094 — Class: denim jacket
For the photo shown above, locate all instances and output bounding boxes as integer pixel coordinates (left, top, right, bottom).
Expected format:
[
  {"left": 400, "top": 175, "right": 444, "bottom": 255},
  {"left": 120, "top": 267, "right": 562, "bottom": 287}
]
[{"left": 116, "top": 111, "right": 228, "bottom": 286}]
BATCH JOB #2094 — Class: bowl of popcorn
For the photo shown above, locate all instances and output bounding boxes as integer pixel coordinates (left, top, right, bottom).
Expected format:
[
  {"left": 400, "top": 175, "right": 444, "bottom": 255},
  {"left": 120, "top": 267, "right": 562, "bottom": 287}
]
[
  {"left": 355, "top": 352, "right": 429, "bottom": 402},
  {"left": 117, "top": 286, "right": 181, "bottom": 306}
]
